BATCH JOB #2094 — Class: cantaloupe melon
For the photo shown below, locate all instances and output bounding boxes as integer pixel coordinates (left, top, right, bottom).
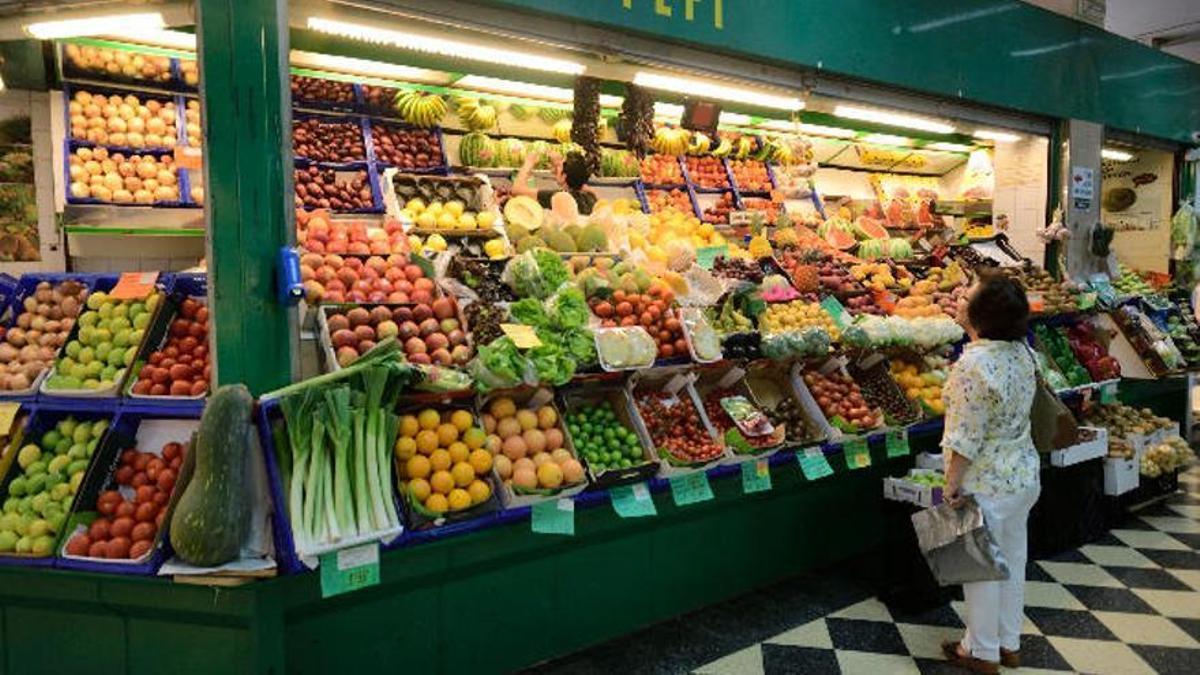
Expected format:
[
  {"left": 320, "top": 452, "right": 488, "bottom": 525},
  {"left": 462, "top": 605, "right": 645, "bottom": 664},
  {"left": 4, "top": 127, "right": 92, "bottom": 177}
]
[{"left": 504, "top": 195, "right": 544, "bottom": 231}]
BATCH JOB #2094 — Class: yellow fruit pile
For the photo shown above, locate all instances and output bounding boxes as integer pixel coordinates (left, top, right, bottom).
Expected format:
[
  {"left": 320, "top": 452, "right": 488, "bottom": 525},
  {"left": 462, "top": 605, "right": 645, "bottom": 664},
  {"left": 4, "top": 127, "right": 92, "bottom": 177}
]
[
  {"left": 482, "top": 394, "right": 585, "bottom": 492},
  {"left": 850, "top": 263, "right": 905, "bottom": 293},
  {"left": 890, "top": 360, "right": 946, "bottom": 416},
  {"left": 893, "top": 296, "right": 944, "bottom": 318},
  {"left": 628, "top": 208, "right": 725, "bottom": 264},
  {"left": 395, "top": 407, "right": 494, "bottom": 514},
  {"left": 593, "top": 198, "right": 642, "bottom": 215},
  {"left": 759, "top": 301, "right": 840, "bottom": 338},
  {"left": 404, "top": 198, "right": 497, "bottom": 231}
]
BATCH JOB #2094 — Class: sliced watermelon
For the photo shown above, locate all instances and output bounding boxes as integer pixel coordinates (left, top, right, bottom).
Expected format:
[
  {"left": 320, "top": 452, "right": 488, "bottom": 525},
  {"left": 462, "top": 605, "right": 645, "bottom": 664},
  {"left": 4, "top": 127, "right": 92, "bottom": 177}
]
[
  {"left": 853, "top": 216, "right": 888, "bottom": 240},
  {"left": 824, "top": 227, "right": 856, "bottom": 251}
]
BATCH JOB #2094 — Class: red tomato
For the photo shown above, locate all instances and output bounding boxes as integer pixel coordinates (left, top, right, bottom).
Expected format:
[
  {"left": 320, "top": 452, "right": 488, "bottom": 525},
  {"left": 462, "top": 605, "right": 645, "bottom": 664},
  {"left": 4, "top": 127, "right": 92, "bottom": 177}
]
[
  {"left": 87, "top": 540, "right": 108, "bottom": 558},
  {"left": 66, "top": 533, "right": 91, "bottom": 556},
  {"left": 146, "top": 457, "right": 165, "bottom": 478},
  {"left": 180, "top": 298, "right": 201, "bottom": 319},
  {"left": 121, "top": 449, "right": 138, "bottom": 465},
  {"left": 150, "top": 384, "right": 169, "bottom": 396},
  {"left": 131, "top": 380, "right": 152, "bottom": 395},
  {"left": 116, "top": 501, "right": 136, "bottom": 519},
  {"left": 135, "top": 485, "right": 156, "bottom": 504},
  {"left": 89, "top": 519, "right": 111, "bottom": 541},
  {"left": 169, "top": 456, "right": 183, "bottom": 471},
  {"left": 162, "top": 442, "right": 182, "bottom": 461},
  {"left": 134, "top": 454, "right": 150, "bottom": 471},
  {"left": 97, "top": 491, "right": 121, "bottom": 516},
  {"left": 106, "top": 536, "right": 132, "bottom": 559},
  {"left": 190, "top": 380, "right": 208, "bottom": 397},
  {"left": 153, "top": 491, "right": 169, "bottom": 506},
  {"left": 131, "top": 521, "right": 156, "bottom": 542},
  {"left": 156, "top": 469, "right": 176, "bottom": 492},
  {"left": 131, "top": 472, "right": 149, "bottom": 488},
  {"left": 170, "top": 381, "right": 193, "bottom": 396},
  {"left": 196, "top": 306, "right": 209, "bottom": 324},
  {"left": 110, "top": 517, "right": 135, "bottom": 538},
  {"left": 129, "top": 540, "right": 153, "bottom": 560},
  {"left": 115, "top": 466, "right": 134, "bottom": 485},
  {"left": 155, "top": 511, "right": 166, "bottom": 529},
  {"left": 148, "top": 352, "right": 163, "bottom": 366},
  {"left": 135, "top": 502, "right": 157, "bottom": 523}
]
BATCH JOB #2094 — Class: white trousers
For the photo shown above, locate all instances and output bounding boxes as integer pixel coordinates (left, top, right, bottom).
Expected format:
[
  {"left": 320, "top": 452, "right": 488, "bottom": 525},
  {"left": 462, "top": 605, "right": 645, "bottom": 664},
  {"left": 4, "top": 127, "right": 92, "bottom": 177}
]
[{"left": 961, "top": 485, "right": 1040, "bottom": 662}]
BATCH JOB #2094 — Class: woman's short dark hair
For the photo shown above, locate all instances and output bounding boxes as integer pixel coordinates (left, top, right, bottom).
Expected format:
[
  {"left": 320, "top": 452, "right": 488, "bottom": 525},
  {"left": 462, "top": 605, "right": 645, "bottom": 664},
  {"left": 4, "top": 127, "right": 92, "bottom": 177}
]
[
  {"left": 562, "top": 151, "right": 591, "bottom": 190},
  {"left": 967, "top": 271, "right": 1029, "bottom": 341}
]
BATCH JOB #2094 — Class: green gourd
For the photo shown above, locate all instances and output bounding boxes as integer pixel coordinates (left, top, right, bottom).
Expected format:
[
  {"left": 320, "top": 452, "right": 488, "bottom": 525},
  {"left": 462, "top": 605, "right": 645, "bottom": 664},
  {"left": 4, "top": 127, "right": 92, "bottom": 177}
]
[{"left": 169, "top": 384, "right": 254, "bottom": 567}]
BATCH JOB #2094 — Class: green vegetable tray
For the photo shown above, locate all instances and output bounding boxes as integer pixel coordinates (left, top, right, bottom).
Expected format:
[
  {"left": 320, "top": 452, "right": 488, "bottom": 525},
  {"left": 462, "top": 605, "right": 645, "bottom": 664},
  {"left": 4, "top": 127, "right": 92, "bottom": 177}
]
[{"left": 557, "top": 383, "right": 660, "bottom": 490}]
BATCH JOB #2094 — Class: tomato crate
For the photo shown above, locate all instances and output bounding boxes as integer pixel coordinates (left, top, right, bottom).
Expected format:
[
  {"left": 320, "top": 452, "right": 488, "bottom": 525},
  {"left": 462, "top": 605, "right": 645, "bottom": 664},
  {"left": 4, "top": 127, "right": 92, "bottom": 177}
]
[
  {"left": 692, "top": 362, "right": 787, "bottom": 465},
  {"left": 0, "top": 403, "right": 117, "bottom": 568},
  {"left": 628, "top": 366, "right": 729, "bottom": 477},
  {"left": 56, "top": 408, "right": 201, "bottom": 574},
  {"left": 123, "top": 273, "right": 209, "bottom": 407}
]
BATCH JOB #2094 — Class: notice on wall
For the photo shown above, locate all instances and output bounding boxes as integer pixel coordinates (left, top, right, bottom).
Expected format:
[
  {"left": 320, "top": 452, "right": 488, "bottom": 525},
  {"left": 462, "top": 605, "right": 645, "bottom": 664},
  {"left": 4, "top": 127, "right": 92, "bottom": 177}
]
[{"left": 1071, "top": 166, "right": 1094, "bottom": 209}]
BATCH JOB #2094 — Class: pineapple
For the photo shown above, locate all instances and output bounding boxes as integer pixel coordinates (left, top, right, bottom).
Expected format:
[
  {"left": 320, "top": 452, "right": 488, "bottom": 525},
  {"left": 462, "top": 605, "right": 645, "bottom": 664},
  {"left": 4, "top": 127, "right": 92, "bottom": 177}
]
[{"left": 791, "top": 248, "right": 822, "bottom": 293}]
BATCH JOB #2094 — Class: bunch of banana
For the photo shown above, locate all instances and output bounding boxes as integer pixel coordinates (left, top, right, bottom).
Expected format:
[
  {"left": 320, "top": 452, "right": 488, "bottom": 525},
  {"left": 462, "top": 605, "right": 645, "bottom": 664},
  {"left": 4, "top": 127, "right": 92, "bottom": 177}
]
[
  {"left": 773, "top": 141, "right": 796, "bottom": 166},
  {"left": 651, "top": 127, "right": 691, "bottom": 156},
  {"left": 754, "top": 138, "right": 783, "bottom": 162},
  {"left": 711, "top": 136, "right": 734, "bottom": 158},
  {"left": 395, "top": 90, "right": 447, "bottom": 127},
  {"left": 734, "top": 136, "right": 755, "bottom": 159},
  {"left": 454, "top": 97, "right": 498, "bottom": 131},
  {"left": 538, "top": 107, "right": 572, "bottom": 124},
  {"left": 687, "top": 132, "right": 712, "bottom": 155},
  {"left": 552, "top": 118, "right": 573, "bottom": 143}
]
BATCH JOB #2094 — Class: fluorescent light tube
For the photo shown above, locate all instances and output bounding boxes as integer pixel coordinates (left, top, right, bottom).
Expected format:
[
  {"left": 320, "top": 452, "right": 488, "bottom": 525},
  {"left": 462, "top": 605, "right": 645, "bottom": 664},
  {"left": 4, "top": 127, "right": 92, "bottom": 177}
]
[
  {"left": 451, "top": 75, "right": 623, "bottom": 107},
  {"left": 292, "top": 52, "right": 446, "bottom": 84},
  {"left": 1102, "top": 148, "right": 1134, "bottom": 162},
  {"left": 308, "top": 17, "right": 585, "bottom": 75},
  {"left": 797, "top": 123, "right": 857, "bottom": 138},
  {"left": 926, "top": 142, "right": 974, "bottom": 153},
  {"left": 834, "top": 105, "right": 955, "bottom": 134},
  {"left": 973, "top": 129, "right": 1020, "bottom": 143},
  {"left": 634, "top": 71, "right": 803, "bottom": 111},
  {"left": 27, "top": 12, "right": 165, "bottom": 39},
  {"left": 861, "top": 133, "right": 913, "bottom": 147},
  {"left": 100, "top": 28, "right": 196, "bottom": 50},
  {"left": 721, "top": 112, "right": 753, "bottom": 126}
]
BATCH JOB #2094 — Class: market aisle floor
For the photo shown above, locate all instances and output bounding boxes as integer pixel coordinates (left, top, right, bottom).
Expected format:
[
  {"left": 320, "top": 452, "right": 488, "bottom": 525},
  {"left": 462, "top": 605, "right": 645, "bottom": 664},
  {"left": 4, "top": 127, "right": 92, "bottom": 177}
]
[{"left": 527, "top": 465, "right": 1200, "bottom": 675}]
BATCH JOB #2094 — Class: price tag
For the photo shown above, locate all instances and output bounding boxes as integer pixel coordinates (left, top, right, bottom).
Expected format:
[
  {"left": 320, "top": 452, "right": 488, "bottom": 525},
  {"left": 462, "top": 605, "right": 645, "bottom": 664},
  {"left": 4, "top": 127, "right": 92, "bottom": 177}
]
[
  {"left": 797, "top": 447, "right": 834, "bottom": 480},
  {"left": 500, "top": 323, "right": 543, "bottom": 349},
  {"left": 174, "top": 146, "right": 203, "bottom": 170},
  {"left": 531, "top": 498, "right": 575, "bottom": 535},
  {"left": 1027, "top": 292, "right": 1045, "bottom": 314},
  {"left": 1100, "top": 382, "right": 1118, "bottom": 404},
  {"left": 0, "top": 402, "right": 19, "bottom": 436},
  {"left": 610, "top": 482, "right": 657, "bottom": 518},
  {"left": 844, "top": 438, "right": 871, "bottom": 470},
  {"left": 109, "top": 272, "right": 159, "bottom": 300},
  {"left": 319, "top": 542, "right": 380, "bottom": 598},
  {"left": 742, "top": 459, "right": 772, "bottom": 494},
  {"left": 695, "top": 245, "right": 728, "bottom": 270},
  {"left": 819, "top": 296, "right": 851, "bottom": 329},
  {"left": 886, "top": 430, "right": 911, "bottom": 459},
  {"left": 1077, "top": 292, "right": 1097, "bottom": 311},
  {"left": 669, "top": 472, "right": 713, "bottom": 506}
]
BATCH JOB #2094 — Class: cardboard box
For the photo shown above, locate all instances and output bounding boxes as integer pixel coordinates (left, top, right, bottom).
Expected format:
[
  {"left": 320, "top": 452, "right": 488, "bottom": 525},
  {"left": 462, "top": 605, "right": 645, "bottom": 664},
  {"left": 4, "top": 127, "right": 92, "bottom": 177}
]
[
  {"left": 1050, "top": 426, "right": 1108, "bottom": 467},
  {"left": 1103, "top": 456, "right": 1139, "bottom": 496},
  {"left": 883, "top": 469, "right": 944, "bottom": 507}
]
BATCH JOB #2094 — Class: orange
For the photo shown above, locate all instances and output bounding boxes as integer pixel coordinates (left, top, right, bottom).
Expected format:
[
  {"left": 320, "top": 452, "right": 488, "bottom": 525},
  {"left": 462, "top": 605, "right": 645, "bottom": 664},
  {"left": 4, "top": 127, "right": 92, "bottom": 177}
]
[
  {"left": 447, "top": 488, "right": 472, "bottom": 511},
  {"left": 394, "top": 437, "right": 417, "bottom": 461},
  {"left": 408, "top": 477, "right": 431, "bottom": 503},
  {"left": 436, "top": 423, "right": 459, "bottom": 447},
  {"left": 447, "top": 441, "right": 470, "bottom": 464},
  {"left": 467, "top": 479, "right": 491, "bottom": 505},
  {"left": 489, "top": 397, "right": 516, "bottom": 419},
  {"left": 406, "top": 455, "right": 431, "bottom": 480},
  {"left": 468, "top": 448, "right": 493, "bottom": 475},
  {"left": 430, "top": 470, "right": 454, "bottom": 495},
  {"left": 515, "top": 409, "right": 538, "bottom": 431},
  {"left": 429, "top": 449, "right": 451, "bottom": 472},
  {"left": 417, "top": 408, "right": 440, "bottom": 431},
  {"left": 450, "top": 461, "right": 475, "bottom": 488},
  {"left": 424, "top": 493, "right": 449, "bottom": 513},
  {"left": 415, "top": 430, "right": 439, "bottom": 455},
  {"left": 449, "top": 409, "right": 473, "bottom": 432},
  {"left": 463, "top": 427, "right": 486, "bottom": 450},
  {"left": 399, "top": 415, "right": 420, "bottom": 438},
  {"left": 536, "top": 462, "right": 563, "bottom": 489}
]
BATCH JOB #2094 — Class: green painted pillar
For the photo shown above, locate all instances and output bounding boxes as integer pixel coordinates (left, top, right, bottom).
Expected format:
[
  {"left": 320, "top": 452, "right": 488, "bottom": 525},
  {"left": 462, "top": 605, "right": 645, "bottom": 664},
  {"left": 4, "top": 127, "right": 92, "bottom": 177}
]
[{"left": 197, "top": 0, "right": 297, "bottom": 394}]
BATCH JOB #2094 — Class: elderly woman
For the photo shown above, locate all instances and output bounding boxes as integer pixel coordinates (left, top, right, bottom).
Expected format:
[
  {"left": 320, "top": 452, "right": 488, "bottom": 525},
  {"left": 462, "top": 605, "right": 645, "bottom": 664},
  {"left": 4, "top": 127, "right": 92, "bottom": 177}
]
[{"left": 940, "top": 271, "right": 1042, "bottom": 674}]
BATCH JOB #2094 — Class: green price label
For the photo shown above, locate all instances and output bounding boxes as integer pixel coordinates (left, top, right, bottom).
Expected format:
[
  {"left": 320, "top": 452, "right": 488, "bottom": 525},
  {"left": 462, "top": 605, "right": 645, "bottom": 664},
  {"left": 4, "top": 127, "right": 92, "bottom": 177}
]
[
  {"left": 319, "top": 542, "right": 381, "bottom": 599},
  {"left": 695, "top": 245, "right": 728, "bottom": 270},
  {"left": 670, "top": 472, "right": 714, "bottom": 506},
  {"left": 1100, "top": 382, "right": 1118, "bottom": 404},
  {"left": 610, "top": 483, "right": 657, "bottom": 518},
  {"left": 532, "top": 498, "right": 575, "bottom": 536},
  {"left": 742, "top": 459, "right": 772, "bottom": 494},
  {"left": 843, "top": 438, "right": 871, "bottom": 470},
  {"left": 819, "top": 296, "right": 851, "bottom": 329},
  {"left": 797, "top": 448, "right": 834, "bottom": 480},
  {"left": 886, "top": 430, "right": 911, "bottom": 459}
]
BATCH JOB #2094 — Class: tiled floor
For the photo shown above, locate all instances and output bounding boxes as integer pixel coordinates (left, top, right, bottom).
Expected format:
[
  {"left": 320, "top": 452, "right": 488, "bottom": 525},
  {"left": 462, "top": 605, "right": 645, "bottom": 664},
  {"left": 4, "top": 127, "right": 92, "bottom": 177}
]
[{"left": 528, "top": 465, "right": 1200, "bottom": 674}]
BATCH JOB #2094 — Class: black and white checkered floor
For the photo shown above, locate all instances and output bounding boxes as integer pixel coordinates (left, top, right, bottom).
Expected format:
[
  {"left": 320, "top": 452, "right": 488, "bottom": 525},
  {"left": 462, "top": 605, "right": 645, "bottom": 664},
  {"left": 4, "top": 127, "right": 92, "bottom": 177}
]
[
  {"left": 694, "top": 466, "right": 1200, "bottom": 675},
  {"left": 529, "top": 466, "right": 1200, "bottom": 674}
]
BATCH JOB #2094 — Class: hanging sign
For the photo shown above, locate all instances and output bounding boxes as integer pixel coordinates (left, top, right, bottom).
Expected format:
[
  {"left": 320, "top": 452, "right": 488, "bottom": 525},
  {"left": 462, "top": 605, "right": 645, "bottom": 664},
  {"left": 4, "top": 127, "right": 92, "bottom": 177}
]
[
  {"left": 611, "top": 482, "right": 657, "bottom": 518},
  {"left": 531, "top": 498, "right": 575, "bottom": 535},
  {"left": 797, "top": 447, "right": 834, "bottom": 480},
  {"left": 886, "top": 430, "right": 911, "bottom": 459},
  {"left": 319, "top": 542, "right": 380, "bottom": 598},
  {"left": 670, "top": 472, "right": 714, "bottom": 506},
  {"left": 844, "top": 438, "right": 872, "bottom": 470},
  {"left": 741, "top": 459, "right": 772, "bottom": 493}
]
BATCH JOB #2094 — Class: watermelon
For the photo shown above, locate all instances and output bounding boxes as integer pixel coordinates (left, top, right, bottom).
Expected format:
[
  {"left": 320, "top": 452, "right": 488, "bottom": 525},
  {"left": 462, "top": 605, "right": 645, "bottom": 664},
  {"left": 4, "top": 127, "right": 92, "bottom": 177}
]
[
  {"left": 528, "top": 140, "right": 551, "bottom": 169},
  {"left": 852, "top": 216, "right": 888, "bottom": 241},
  {"left": 496, "top": 138, "right": 526, "bottom": 167},
  {"left": 458, "top": 132, "right": 496, "bottom": 168},
  {"left": 824, "top": 227, "right": 856, "bottom": 251}
]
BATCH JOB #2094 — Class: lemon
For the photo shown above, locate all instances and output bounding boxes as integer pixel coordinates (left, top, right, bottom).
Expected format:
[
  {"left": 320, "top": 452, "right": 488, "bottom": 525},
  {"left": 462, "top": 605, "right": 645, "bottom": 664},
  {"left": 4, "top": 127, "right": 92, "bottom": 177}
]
[
  {"left": 436, "top": 423, "right": 459, "bottom": 447},
  {"left": 448, "top": 441, "right": 470, "bottom": 464},
  {"left": 445, "top": 200, "right": 465, "bottom": 217},
  {"left": 451, "top": 461, "right": 475, "bottom": 488},
  {"left": 394, "top": 437, "right": 417, "bottom": 461},
  {"left": 469, "top": 448, "right": 493, "bottom": 475},
  {"left": 409, "top": 478, "right": 431, "bottom": 503},
  {"left": 430, "top": 470, "right": 454, "bottom": 495},
  {"left": 417, "top": 409, "right": 440, "bottom": 430},
  {"left": 463, "top": 427, "right": 487, "bottom": 450},
  {"left": 447, "top": 488, "right": 472, "bottom": 511},
  {"left": 406, "top": 455, "right": 431, "bottom": 480},
  {"left": 399, "top": 415, "right": 420, "bottom": 438},
  {"left": 405, "top": 198, "right": 426, "bottom": 213},
  {"left": 477, "top": 211, "right": 497, "bottom": 229},
  {"left": 449, "top": 409, "right": 473, "bottom": 432},
  {"left": 415, "top": 430, "right": 440, "bottom": 455},
  {"left": 467, "top": 479, "right": 491, "bottom": 505},
  {"left": 426, "top": 233, "right": 448, "bottom": 252},
  {"left": 429, "top": 449, "right": 451, "bottom": 472},
  {"left": 425, "top": 493, "right": 449, "bottom": 513}
]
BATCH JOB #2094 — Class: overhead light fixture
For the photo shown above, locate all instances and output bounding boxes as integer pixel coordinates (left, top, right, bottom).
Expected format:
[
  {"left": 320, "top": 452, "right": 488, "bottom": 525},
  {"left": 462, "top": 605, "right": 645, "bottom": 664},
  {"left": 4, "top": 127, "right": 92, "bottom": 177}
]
[
  {"left": 100, "top": 28, "right": 196, "bottom": 50},
  {"left": 1102, "top": 148, "right": 1134, "bottom": 162},
  {"left": 634, "top": 71, "right": 804, "bottom": 111},
  {"left": 926, "top": 142, "right": 974, "bottom": 153},
  {"left": 292, "top": 52, "right": 447, "bottom": 84},
  {"left": 834, "top": 105, "right": 955, "bottom": 134},
  {"left": 861, "top": 133, "right": 913, "bottom": 147},
  {"left": 797, "top": 123, "right": 857, "bottom": 139},
  {"left": 308, "top": 17, "right": 585, "bottom": 75},
  {"left": 720, "top": 112, "right": 753, "bottom": 126},
  {"left": 973, "top": 129, "right": 1020, "bottom": 143},
  {"left": 452, "top": 75, "right": 622, "bottom": 106},
  {"left": 26, "top": 12, "right": 165, "bottom": 39}
]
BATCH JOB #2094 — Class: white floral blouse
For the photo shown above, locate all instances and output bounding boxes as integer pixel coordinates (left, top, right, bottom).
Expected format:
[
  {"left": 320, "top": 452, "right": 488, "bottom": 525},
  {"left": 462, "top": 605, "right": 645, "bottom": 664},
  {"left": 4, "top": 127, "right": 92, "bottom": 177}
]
[{"left": 940, "top": 339, "right": 1040, "bottom": 496}]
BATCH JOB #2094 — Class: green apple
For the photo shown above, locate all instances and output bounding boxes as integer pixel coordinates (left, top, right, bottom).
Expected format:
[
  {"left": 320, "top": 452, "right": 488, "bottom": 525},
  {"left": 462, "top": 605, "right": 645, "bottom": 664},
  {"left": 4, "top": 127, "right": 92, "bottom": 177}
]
[
  {"left": 64, "top": 341, "right": 82, "bottom": 359},
  {"left": 107, "top": 349, "right": 125, "bottom": 368},
  {"left": 16, "top": 444, "right": 40, "bottom": 470},
  {"left": 112, "top": 303, "right": 129, "bottom": 319},
  {"left": 14, "top": 535, "right": 31, "bottom": 554},
  {"left": 94, "top": 341, "right": 112, "bottom": 361},
  {"left": 133, "top": 312, "right": 151, "bottom": 330},
  {"left": 0, "top": 531, "right": 16, "bottom": 553},
  {"left": 101, "top": 365, "right": 117, "bottom": 382},
  {"left": 77, "top": 346, "right": 94, "bottom": 364},
  {"left": 78, "top": 311, "right": 99, "bottom": 327},
  {"left": 92, "top": 327, "right": 112, "bottom": 344},
  {"left": 31, "top": 535, "right": 54, "bottom": 557},
  {"left": 86, "top": 292, "right": 106, "bottom": 311},
  {"left": 82, "top": 378, "right": 100, "bottom": 390},
  {"left": 113, "top": 328, "right": 131, "bottom": 347},
  {"left": 77, "top": 325, "right": 94, "bottom": 344},
  {"left": 97, "top": 303, "right": 113, "bottom": 320},
  {"left": 85, "top": 360, "right": 103, "bottom": 378},
  {"left": 72, "top": 424, "right": 91, "bottom": 445},
  {"left": 7, "top": 477, "right": 26, "bottom": 497},
  {"left": 124, "top": 346, "right": 137, "bottom": 365},
  {"left": 91, "top": 420, "right": 107, "bottom": 438}
]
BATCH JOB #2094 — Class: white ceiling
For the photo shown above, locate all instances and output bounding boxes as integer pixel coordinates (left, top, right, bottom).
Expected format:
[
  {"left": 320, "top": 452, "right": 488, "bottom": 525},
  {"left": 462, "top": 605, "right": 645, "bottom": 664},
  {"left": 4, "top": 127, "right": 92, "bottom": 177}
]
[{"left": 1105, "top": 0, "right": 1200, "bottom": 63}]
